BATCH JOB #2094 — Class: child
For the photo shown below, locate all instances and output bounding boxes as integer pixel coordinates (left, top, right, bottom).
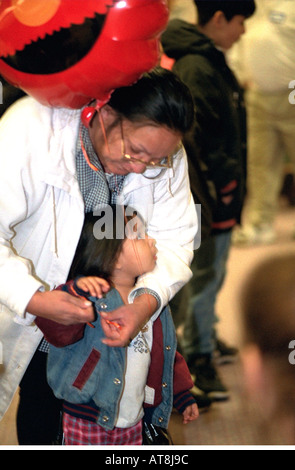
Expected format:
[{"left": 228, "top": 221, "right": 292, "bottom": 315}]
[
  {"left": 36, "top": 206, "right": 198, "bottom": 446},
  {"left": 162, "top": 0, "right": 255, "bottom": 400},
  {"left": 241, "top": 253, "right": 295, "bottom": 445}
]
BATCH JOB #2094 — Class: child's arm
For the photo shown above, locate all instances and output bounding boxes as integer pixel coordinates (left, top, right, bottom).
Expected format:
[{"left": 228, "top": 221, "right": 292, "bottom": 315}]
[
  {"left": 182, "top": 403, "right": 199, "bottom": 425},
  {"left": 173, "top": 351, "right": 199, "bottom": 424}
]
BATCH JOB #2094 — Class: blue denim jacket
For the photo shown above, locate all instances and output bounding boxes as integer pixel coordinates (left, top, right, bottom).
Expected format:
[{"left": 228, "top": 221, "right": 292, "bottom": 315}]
[{"left": 47, "top": 287, "right": 179, "bottom": 431}]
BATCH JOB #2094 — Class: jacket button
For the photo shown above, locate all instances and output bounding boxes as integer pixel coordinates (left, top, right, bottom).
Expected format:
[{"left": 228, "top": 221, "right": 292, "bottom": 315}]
[
  {"left": 165, "top": 346, "right": 171, "bottom": 351},
  {"left": 113, "top": 378, "right": 121, "bottom": 385},
  {"left": 158, "top": 417, "right": 164, "bottom": 423},
  {"left": 162, "top": 382, "right": 168, "bottom": 388},
  {"left": 102, "top": 416, "right": 109, "bottom": 422},
  {"left": 100, "top": 303, "right": 107, "bottom": 309}
]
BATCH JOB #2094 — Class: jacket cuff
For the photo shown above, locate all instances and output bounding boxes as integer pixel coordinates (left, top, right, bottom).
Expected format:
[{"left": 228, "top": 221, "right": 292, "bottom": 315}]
[
  {"left": 129, "top": 288, "right": 161, "bottom": 308},
  {"left": 220, "top": 180, "right": 238, "bottom": 195},
  {"left": 173, "top": 390, "right": 196, "bottom": 414},
  {"left": 13, "top": 278, "right": 44, "bottom": 326}
]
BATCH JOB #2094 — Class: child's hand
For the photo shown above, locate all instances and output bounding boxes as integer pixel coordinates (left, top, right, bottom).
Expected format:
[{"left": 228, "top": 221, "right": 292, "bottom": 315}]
[
  {"left": 182, "top": 403, "right": 199, "bottom": 424},
  {"left": 76, "top": 276, "right": 110, "bottom": 298}
]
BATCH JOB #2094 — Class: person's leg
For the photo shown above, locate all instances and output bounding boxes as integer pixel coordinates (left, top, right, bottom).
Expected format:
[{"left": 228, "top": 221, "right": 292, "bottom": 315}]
[
  {"left": 182, "top": 233, "right": 231, "bottom": 359},
  {"left": 181, "top": 233, "right": 232, "bottom": 400},
  {"left": 235, "top": 90, "right": 284, "bottom": 245},
  {"left": 278, "top": 92, "right": 295, "bottom": 189},
  {"left": 17, "top": 347, "right": 63, "bottom": 445}
]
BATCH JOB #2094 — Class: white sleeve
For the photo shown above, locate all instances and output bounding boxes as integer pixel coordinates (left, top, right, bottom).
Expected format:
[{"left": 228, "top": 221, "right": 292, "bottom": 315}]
[
  {"left": 129, "top": 147, "right": 198, "bottom": 313},
  {"left": 0, "top": 99, "right": 44, "bottom": 321}
]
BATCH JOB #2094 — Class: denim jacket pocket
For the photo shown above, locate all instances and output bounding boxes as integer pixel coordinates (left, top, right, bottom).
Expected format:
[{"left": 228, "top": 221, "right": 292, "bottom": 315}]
[{"left": 72, "top": 348, "right": 101, "bottom": 390}]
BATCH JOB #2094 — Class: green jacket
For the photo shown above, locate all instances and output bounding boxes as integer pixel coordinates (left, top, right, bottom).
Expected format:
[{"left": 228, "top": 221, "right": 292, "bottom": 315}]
[{"left": 162, "top": 20, "right": 247, "bottom": 239}]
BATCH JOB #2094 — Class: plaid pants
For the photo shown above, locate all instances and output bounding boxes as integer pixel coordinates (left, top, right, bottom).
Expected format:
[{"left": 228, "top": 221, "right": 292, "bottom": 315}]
[{"left": 63, "top": 413, "right": 143, "bottom": 445}]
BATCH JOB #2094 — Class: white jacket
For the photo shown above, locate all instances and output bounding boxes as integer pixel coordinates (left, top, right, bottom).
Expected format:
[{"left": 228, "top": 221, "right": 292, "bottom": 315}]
[{"left": 0, "top": 97, "right": 198, "bottom": 420}]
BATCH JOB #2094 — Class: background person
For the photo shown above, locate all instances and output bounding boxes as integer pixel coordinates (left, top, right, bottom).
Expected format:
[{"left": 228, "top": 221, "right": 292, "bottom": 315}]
[
  {"left": 162, "top": 0, "right": 255, "bottom": 401},
  {"left": 230, "top": 0, "right": 295, "bottom": 245},
  {"left": 241, "top": 253, "right": 295, "bottom": 444}
]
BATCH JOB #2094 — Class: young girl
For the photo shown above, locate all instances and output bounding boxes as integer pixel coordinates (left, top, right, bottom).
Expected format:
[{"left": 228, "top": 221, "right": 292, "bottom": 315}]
[{"left": 36, "top": 206, "right": 198, "bottom": 446}]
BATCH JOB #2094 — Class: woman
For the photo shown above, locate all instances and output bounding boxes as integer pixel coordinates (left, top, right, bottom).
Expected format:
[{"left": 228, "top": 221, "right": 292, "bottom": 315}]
[{"left": 0, "top": 67, "right": 197, "bottom": 444}]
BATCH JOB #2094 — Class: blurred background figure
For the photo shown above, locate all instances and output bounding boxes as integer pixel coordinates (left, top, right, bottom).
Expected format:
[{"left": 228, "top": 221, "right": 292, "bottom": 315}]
[
  {"left": 0, "top": 77, "right": 25, "bottom": 117},
  {"left": 230, "top": 0, "right": 295, "bottom": 246},
  {"left": 162, "top": 0, "right": 255, "bottom": 405},
  {"left": 167, "top": 0, "right": 197, "bottom": 23},
  {"left": 241, "top": 253, "right": 295, "bottom": 444}
]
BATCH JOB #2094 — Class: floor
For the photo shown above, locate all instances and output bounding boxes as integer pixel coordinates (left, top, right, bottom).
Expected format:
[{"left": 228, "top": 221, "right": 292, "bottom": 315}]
[
  {"left": 169, "top": 200, "right": 295, "bottom": 447},
  {"left": 1, "top": 201, "right": 294, "bottom": 448}
]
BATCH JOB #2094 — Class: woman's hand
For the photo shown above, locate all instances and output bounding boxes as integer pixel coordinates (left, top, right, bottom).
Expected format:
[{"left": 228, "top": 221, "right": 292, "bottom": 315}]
[
  {"left": 27, "top": 290, "right": 96, "bottom": 325},
  {"left": 99, "top": 293, "right": 158, "bottom": 347}
]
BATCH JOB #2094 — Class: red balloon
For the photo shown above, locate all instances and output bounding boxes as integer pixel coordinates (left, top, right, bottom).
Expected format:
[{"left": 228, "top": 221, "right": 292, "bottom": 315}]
[{"left": 0, "top": 0, "right": 168, "bottom": 108}]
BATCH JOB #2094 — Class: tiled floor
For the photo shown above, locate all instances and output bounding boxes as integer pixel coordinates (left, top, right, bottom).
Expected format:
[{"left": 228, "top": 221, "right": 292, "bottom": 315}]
[
  {"left": 1, "top": 202, "right": 294, "bottom": 447},
  {"left": 169, "top": 360, "right": 286, "bottom": 446}
]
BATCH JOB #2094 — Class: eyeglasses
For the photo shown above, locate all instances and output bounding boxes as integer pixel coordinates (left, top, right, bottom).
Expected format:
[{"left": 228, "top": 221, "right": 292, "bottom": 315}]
[{"left": 120, "top": 120, "right": 178, "bottom": 169}]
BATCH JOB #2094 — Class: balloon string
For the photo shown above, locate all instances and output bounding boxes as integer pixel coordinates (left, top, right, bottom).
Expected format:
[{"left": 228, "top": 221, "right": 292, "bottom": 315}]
[
  {"left": 98, "top": 108, "right": 111, "bottom": 155},
  {"left": 79, "top": 127, "right": 99, "bottom": 173}
]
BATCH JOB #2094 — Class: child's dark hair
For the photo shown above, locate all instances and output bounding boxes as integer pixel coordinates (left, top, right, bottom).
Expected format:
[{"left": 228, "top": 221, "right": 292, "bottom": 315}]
[
  {"left": 194, "top": 0, "right": 256, "bottom": 26},
  {"left": 68, "top": 205, "right": 141, "bottom": 282}
]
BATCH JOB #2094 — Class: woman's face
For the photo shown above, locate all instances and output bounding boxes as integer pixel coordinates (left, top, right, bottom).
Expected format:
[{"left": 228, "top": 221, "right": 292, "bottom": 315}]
[{"left": 90, "top": 108, "right": 181, "bottom": 175}]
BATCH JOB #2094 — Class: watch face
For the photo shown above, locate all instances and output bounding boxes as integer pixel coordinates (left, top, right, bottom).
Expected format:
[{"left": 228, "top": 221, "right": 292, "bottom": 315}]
[{"left": 0, "top": 0, "right": 168, "bottom": 108}]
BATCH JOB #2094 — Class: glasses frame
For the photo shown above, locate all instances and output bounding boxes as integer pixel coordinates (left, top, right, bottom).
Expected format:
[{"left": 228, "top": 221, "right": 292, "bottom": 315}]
[{"left": 120, "top": 119, "right": 175, "bottom": 169}]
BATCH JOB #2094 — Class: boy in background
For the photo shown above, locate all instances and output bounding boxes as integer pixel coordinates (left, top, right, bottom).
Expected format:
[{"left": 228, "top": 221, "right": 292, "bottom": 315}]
[{"left": 162, "top": 0, "right": 255, "bottom": 400}]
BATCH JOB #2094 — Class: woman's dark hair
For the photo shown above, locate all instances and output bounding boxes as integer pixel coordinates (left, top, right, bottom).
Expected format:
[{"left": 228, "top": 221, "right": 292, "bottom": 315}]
[
  {"left": 194, "top": 0, "right": 256, "bottom": 26},
  {"left": 68, "top": 205, "right": 141, "bottom": 282},
  {"left": 107, "top": 66, "right": 194, "bottom": 135}
]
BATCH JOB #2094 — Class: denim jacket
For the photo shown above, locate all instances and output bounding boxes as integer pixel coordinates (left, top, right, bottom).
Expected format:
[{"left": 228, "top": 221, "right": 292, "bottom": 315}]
[{"left": 43, "top": 282, "right": 194, "bottom": 431}]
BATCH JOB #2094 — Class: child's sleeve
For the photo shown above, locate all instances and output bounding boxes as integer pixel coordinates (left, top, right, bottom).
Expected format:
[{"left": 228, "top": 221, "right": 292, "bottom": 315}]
[
  {"left": 173, "top": 351, "right": 196, "bottom": 414},
  {"left": 34, "top": 280, "right": 86, "bottom": 348}
]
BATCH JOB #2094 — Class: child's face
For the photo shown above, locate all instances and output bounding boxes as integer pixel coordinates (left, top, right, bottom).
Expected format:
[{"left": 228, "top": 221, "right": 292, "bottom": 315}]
[
  {"left": 117, "top": 232, "right": 158, "bottom": 279},
  {"left": 217, "top": 14, "right": 246, "bottom": 50}
]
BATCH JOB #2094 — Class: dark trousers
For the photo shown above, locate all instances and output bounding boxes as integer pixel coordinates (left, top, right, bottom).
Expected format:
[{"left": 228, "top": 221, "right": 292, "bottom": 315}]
[{"left": 17, "top": 348, "right": 63, "bottom": 445}]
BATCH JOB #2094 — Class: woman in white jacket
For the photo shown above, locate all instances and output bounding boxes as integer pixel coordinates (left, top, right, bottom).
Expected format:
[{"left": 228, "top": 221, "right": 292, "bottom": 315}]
[{"left": 0, "top": 68, "right": 198, "bottom": 444}]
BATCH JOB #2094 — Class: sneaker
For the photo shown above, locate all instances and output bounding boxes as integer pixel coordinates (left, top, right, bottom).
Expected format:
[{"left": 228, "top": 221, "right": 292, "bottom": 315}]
[
  {"left": 233, "top": 224, "right": 276, "bottom": 246},
  {"left": 190, "top": 355, "right": 230, "bottom": 401},
  {"left": 214, "top": 339, "right": 238, "bottom": 365}
]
